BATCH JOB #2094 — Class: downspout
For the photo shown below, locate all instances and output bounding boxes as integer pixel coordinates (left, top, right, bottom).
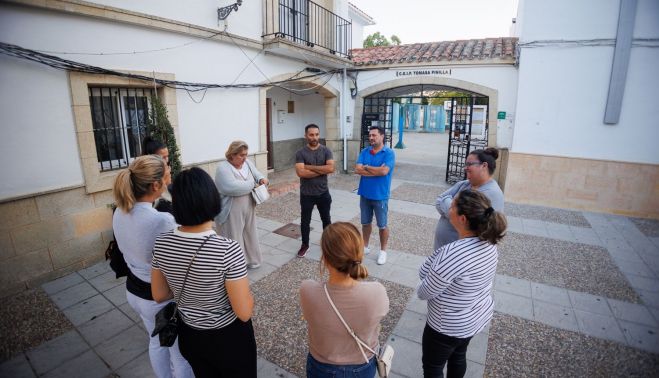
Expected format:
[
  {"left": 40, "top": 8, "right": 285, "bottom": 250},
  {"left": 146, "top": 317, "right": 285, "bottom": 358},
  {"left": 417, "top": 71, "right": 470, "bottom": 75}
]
[{"left": 342, "top": 67, "right": 348, "bottom": 172}]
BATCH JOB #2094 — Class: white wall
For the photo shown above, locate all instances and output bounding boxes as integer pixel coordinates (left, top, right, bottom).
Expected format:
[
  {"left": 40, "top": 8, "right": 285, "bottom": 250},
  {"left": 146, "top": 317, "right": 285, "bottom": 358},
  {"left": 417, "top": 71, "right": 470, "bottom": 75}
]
[
  {"left": 0, "top": 56, "right": 84, "bottom": 199},
  {"left": 91, "top": 0, "right": 263, "bottom": 41},
  {"left": 267, "top": 87, "right": 326, "bottom": 141},
  {"left": 351, "top": 65, "right": 519, "bottom": 148},
  {"left": 512, "top": 0, "right": 659, "bottom": 164},
  {"left": 0, "top": 3, "right": 342, "bottom": 199}
]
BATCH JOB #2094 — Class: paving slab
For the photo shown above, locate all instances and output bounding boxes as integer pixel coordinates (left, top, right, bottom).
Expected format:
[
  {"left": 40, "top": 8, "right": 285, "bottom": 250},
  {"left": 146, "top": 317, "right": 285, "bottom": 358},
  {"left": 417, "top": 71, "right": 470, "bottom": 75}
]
[
  {"left": 607, "top": 298, "right": 657, "bottom": 327},
  {"left": 466, "top": 329, "right": 489, "bottom": 365},
  {"left": 42, "top": 349, "right": 109, "bottom": 378},
  {"left": 114, "top": 351, "right": 155, "bottom": 378},
  {"left": 493, "top": 291, "right": 534, "bottom": 320},
  {"left": 88, "top": 270, "right": 125, "bottom": 293},
  {"left": 531, "top": 282, "right": 571, "bottom": 307},
  {"left": 406, "top": 295, "right": 428, "bottom": 316},
  {"left": 619, "top": 320, "right": 659, "bottom": 354},
  {"left": 25, "top": 330, "right": 88, "bottom": 375},
  {"left": 388, "top": 334, "right": 423, "bottom": 378},
  {"left": 62, "top": 294, "right": 114, "bottom": 326},
  {"left": 247, "top": 262, "right": 279, "bottom": 283},
  {"left": 41, "top": 272, "right": 84, "bottom": 295},
  {"left": 385, "top": 265, "right": 420, "bottom": 289},
  {"left": 494, "top": 275, "right": 531, "bottom": 297},
  {"left": 77, "top": 308, "right": 134, "bottom": 347},
  {"left": 257, "top": 356, "right": 297, "bottom": 378},
  {"left": 464, "top": 361, "right": 485, "bottom": 378},
  {"left": 118, "top": 302, "right": 141, "bottom": 323},
  {"left": 568, "top": 291, "right": 613, "bottom": 316},
  {"left": 102, "top": 283, "right": 128, "bottom": 306},
  {"left": 49, "top": 281, "right": 98, "bottom": 310},
  {"left": 573, "top": 310, "right": 627, "bottom": 344},
  {"left": 532, "top": 300, "right": 579, "bottom": 332},
  {"left": 0, "top": 354, "right": 36, "bottom": 378},
  {"left": 78, "top": 261, "right": 112, "bottom": 280},
  {"left": 94, "top": 324, "right": 148, "bottom": 370},
  {"left": 392, "top": 310, "right": 426, "bottom": 343}
]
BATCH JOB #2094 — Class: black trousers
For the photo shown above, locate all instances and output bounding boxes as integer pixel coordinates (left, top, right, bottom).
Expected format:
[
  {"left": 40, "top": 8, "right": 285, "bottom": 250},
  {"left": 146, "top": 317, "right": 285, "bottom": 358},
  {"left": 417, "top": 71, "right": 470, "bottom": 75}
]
[
  {"left": 300, "top": 191, "right": 332, "bottom": 245},
  {"left": 422, "top": 323, "right": 472, "bottom": 378},
  {"left": 178, "top": 318, "right": 257, "bottom": 378}
]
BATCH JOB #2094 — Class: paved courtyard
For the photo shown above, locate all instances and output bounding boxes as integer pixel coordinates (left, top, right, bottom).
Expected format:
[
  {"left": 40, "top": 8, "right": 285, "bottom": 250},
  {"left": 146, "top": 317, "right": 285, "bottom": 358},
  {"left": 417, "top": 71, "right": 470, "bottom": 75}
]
[{"left": 1, "top": 137, "right": 658, "bottom": 377}]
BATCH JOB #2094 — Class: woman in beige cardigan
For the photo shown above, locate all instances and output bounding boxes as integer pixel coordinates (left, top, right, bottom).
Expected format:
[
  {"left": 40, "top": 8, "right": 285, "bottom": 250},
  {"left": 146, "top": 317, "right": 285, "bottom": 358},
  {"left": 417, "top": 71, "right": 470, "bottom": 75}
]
[{"left": 214, "top": 141, "right": 268, "bottom": 269}]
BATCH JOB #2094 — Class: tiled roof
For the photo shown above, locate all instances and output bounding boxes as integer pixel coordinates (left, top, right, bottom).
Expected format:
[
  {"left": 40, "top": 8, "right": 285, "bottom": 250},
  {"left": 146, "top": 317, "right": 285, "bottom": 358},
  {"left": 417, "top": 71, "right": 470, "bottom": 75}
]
[{"left": 351, "top": 37, "right": 518, "bottom": 66}]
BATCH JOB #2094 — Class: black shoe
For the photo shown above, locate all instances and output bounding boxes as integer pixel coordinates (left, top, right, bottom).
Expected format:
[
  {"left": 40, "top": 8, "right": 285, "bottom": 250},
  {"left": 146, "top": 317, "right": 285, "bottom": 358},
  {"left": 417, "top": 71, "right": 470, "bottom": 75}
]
[{"left": 297, "top": 244, "right": 309, "bottom": 258}]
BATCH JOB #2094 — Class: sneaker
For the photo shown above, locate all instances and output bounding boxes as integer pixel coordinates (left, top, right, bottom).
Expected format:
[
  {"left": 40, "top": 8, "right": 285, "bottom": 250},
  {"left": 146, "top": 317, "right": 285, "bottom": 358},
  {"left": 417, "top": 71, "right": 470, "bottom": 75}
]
[
  {"left": 297, "top": 244, "right": 309, "bottom": 258},
  {"left": 377, "top": 251, "right": 387, "bottom": 265},
  {"left": 247, "top": 263, "right": 261, "bottom": 269},
  {"left": 364, "top": 246, "right": 371, "bottom": 255}
]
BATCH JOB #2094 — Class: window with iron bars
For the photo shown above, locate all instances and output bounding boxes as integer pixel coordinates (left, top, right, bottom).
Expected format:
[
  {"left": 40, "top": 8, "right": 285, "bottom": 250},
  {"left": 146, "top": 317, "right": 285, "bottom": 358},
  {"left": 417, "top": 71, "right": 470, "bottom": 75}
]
[{"left": 89, "top": 87, "right": 154, "bottom": 171}]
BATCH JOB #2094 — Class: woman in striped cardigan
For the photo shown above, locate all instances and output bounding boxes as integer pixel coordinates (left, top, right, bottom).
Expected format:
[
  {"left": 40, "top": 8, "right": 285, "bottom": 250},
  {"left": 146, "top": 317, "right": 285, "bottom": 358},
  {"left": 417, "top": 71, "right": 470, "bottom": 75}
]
[{"left": 418, "top": 190, "right": 507, "bottom": 378}]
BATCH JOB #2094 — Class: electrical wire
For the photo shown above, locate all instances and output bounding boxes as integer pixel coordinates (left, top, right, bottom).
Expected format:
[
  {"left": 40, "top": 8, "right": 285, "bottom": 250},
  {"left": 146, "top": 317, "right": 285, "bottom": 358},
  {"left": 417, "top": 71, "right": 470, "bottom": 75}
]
[
  {"left": 32, "top": 30, "right": 225, "bottom": 56},
  {"left": 0, "top": 42, "right": 340, "bottom": 93}
]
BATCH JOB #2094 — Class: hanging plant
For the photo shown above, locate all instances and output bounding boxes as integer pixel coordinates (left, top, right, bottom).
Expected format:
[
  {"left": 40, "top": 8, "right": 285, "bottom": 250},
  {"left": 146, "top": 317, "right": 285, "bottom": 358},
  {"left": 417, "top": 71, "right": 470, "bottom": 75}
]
[{"left": 147, "top": 95, "right": 182, "bottom": 176}]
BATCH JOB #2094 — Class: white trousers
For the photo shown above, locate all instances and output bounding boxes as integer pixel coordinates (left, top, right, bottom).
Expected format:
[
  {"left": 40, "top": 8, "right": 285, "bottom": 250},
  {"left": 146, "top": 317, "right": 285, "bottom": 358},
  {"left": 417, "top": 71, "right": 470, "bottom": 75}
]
[{"left": 126, "top": 291, "right": 193, "bottom": 378}]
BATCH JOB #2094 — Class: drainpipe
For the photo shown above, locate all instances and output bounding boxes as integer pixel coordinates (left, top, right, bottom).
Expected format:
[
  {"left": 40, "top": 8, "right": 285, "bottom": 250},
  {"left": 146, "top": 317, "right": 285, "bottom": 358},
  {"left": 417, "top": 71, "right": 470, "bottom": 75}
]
[{"left": 341, "top": 68, "right": 347, "bottom": 172}]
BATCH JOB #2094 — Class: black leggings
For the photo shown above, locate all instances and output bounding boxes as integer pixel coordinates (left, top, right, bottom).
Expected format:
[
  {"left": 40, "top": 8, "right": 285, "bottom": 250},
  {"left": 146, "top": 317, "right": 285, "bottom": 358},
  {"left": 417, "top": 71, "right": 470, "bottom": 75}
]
[
  {"left": 178, "top": 318, "right": 257, "bottom": 378},
  {"left": 422, "top": 324, "right": 472, "bottom": 378},
  {"left": 300, "top": 191, "right": 332, "bottom": 245}
]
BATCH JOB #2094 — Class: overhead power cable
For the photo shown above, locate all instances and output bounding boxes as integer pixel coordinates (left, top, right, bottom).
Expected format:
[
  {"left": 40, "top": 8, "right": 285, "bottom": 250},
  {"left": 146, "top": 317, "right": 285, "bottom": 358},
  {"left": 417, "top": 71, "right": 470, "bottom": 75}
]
[{"left": 0, "top": 42, "right": 339, "bottom": 93}]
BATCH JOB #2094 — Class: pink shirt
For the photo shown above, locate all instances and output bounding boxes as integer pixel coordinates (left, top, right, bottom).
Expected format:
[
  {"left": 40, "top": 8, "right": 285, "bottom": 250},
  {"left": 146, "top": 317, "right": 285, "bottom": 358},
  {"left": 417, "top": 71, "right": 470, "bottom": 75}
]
[{"left": 300, "top": 280, "right": 389, "bottom": 365}]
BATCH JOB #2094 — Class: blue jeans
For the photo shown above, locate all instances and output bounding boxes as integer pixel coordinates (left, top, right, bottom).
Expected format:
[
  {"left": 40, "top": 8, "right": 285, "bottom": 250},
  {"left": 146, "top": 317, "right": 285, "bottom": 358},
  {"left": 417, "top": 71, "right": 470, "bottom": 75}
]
[
  {"left": 360, "top": 197, "right": 389, "bottom": 229},
  {"left": 306, "top": 353, "right": 377, "bottom": 378}
]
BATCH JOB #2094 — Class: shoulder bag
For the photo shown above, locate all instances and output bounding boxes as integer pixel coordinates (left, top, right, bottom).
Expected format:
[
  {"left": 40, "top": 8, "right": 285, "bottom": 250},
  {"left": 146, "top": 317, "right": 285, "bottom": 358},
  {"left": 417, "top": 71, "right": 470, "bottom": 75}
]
[
  {"left": 323, "top": 284, "right": 394, "bottom": 378},
  {"left": 151, "top": 235, "right": 212, "bottom": 347},
  {"left": 247, "top": 162, "right": 270, "bottom": 205}
]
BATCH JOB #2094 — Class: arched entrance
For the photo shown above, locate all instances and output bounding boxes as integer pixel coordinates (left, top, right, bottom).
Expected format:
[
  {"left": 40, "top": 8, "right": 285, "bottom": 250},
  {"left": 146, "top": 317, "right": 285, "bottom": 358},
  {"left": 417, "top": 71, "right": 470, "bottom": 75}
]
[
  {"left": 259, "top": 74, "right": 339, "bottom": 171},
  {"left": 353, "top": 77, "right": 500, "bottom": 184}
]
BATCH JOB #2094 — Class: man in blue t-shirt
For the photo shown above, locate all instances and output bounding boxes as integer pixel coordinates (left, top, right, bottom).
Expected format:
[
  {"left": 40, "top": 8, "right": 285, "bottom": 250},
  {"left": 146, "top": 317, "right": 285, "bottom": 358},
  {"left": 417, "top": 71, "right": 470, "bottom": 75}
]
[{"left": 355, "top": 126, "right": 396, "bottom": 265}]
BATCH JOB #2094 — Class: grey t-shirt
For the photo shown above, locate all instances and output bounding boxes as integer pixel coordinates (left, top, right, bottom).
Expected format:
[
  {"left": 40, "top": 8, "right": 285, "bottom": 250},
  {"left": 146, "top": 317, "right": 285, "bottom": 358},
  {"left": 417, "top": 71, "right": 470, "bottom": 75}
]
[{"left": 296, "top": 145, "right": 333, "bottom": 196}]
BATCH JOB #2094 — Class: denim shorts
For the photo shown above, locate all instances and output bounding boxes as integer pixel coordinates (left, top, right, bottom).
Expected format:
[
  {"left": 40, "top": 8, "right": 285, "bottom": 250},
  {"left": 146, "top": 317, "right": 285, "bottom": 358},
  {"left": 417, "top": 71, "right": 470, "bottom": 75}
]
[
  {"left": 306, "top": 353, "right": 376, "bottom": 378},
  {"left": 360, "top": 197, "right": 389, "bottom": 229}
]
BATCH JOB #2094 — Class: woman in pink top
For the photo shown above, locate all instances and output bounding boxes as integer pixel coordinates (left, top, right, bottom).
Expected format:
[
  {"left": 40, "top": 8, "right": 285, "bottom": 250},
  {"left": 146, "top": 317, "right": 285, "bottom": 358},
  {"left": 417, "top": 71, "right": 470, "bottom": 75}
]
[{"left": 300, "top": 222, "right": 389, "bottom": 378}]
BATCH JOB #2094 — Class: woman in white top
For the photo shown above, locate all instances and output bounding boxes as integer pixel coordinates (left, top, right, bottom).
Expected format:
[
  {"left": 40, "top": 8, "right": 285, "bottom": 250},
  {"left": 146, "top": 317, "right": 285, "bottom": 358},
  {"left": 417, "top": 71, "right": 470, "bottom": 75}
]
[
  {"left": 112, "top": 155, "right": 192, "bottom": 378},
  {"left": 419, "top": 189, "right": 506, "bottom": 378},
  {"left": 214, "top": 141, "right": 268, "bottom": 268},
  {"left": 151, "top": 167, "right": 256, "bottom": 377}
]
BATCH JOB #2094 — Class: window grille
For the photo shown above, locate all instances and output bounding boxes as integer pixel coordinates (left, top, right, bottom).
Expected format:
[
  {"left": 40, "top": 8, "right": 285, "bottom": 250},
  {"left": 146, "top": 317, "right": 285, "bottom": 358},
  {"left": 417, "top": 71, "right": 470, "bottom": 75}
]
[{"left": 89, "top": 87, "right": 154, "bottom": 171}]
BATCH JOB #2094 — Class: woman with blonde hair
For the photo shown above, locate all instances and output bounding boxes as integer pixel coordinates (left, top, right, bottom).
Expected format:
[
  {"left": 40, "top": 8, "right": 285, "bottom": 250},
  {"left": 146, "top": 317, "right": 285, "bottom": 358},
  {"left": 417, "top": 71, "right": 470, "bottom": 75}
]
[
  {"left": 112, "top": 155, "right": 192, "bottom": 378},
  {"left": 214, "top": 141, "right": 268, "bottom": 269},
  {"left": 300, "top": 222, "right": 389, "bottom": 377}
]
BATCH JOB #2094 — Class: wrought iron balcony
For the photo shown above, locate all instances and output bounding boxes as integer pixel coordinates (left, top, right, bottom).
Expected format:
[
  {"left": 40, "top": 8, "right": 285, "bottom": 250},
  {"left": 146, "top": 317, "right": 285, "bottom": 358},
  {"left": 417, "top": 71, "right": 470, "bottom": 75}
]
[{"left": 263, "top": 0, "right": 352, "bottom": 59}]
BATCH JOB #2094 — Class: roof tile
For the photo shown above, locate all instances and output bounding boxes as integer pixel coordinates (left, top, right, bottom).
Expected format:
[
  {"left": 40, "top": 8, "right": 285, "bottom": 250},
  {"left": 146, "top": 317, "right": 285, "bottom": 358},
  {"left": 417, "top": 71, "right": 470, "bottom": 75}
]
[{"left": 351, "top": 37, "right": 518, "bottom": 65}]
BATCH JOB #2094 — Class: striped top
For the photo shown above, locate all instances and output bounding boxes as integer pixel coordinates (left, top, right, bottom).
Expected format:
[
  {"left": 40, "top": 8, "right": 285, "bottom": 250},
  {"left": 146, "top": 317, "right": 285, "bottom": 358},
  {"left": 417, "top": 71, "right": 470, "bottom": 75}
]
[
  {"left": 418, "top": 237, "right": 498, "bottom": 338},
  {"left": 152, "top": 229, "right": 247, "bottom": 330}
]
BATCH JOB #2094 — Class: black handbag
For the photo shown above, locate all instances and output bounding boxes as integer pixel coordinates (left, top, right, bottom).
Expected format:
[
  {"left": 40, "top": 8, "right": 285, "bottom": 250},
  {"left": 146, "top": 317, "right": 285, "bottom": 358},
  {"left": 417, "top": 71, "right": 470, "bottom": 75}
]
[
  {"left": 151, "top": 236, "right": 211, "bottom": 347},
  {"left": 105, "top": 237, "right": 129, "bottom": 279}
]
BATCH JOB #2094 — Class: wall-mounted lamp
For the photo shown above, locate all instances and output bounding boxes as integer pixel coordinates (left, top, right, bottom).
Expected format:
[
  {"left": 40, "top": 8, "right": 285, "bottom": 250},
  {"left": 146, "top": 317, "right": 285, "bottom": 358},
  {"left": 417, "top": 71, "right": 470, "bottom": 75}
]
[{"left": 218, "top": 0, "right": 242, "bottom": 21}]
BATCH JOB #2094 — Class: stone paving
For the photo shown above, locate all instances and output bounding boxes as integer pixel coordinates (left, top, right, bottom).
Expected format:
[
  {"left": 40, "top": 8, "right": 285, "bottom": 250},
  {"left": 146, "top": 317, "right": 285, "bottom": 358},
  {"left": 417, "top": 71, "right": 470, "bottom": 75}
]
[{"left": 2, "top": 162, "right": 659, "bottom": 376}]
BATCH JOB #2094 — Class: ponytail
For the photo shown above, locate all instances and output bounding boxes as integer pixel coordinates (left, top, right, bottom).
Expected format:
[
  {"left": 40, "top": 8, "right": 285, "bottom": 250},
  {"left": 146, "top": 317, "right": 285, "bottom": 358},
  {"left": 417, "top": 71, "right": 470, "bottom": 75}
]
[
  {"left": 320, "top": 222, "right": 369, "bottom": 280},
  {"left": 112, "top": 155, "right": 167, "bottom": 212},
  {"left": 113, "top": 169, "right": 135, "bottom": 212},
  {"left": 454, "top": 190, "right": 507, "bottom": 244}
]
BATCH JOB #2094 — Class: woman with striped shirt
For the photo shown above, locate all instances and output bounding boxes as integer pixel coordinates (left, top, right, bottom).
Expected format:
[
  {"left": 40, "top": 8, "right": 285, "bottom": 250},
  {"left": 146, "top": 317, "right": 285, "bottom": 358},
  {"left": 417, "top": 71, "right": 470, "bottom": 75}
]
[
  {"left": 418, "top": 190, "right": 506, "bottom": 378},
  {"left": 151, "top": 167, "right": 256, "bottom": 377}
]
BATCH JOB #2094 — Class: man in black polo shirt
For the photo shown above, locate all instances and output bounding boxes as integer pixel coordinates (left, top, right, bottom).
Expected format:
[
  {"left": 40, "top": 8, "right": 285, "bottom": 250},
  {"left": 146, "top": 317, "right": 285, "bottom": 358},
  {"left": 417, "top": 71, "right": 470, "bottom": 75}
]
[{"left": 295, "top": 124, "right": 335, "bottom": 257}]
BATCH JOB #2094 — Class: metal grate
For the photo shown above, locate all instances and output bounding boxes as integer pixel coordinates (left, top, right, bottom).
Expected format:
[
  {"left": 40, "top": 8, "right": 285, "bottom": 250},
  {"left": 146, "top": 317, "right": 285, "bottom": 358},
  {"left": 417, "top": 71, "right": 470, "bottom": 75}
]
[
  {"left": 263, "top": 0, "right": 352, "bottom": 58},
  {"left": 89, "top": 87, "right": 154, "bottom": 171}
]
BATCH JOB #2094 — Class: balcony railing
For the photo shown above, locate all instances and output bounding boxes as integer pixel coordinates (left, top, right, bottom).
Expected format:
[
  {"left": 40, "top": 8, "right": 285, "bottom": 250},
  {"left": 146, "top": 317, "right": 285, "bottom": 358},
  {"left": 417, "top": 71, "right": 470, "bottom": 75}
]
[{"left": 263, "top": 0, "right": 352, "bottom": 59}]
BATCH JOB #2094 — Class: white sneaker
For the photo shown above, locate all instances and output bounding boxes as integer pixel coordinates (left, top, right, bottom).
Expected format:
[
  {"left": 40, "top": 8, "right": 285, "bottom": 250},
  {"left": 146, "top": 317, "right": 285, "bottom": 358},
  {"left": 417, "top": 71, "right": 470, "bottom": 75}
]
[
  {"left": 364, "top": 246, "right": 371, "bottom": 255},
  {"left": 377, "top": 251, "right": 387, "bottom": 265}
]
